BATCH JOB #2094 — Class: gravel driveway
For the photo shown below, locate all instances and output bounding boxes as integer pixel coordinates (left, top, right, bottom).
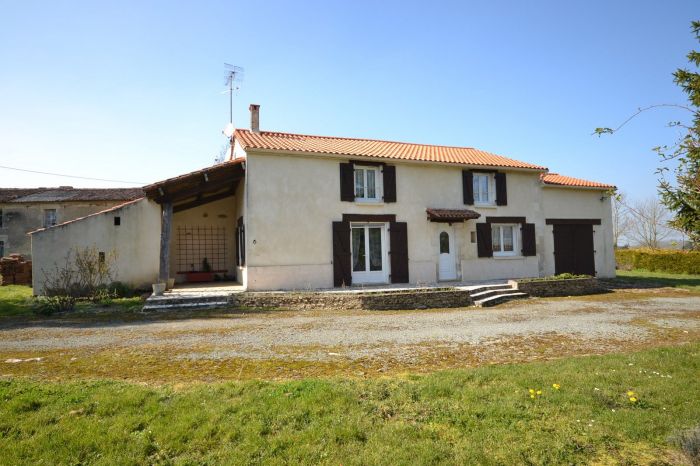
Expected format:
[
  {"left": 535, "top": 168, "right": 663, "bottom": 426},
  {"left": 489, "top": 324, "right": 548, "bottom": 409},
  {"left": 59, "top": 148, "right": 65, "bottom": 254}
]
[{"left": 1, "top": 292, "right": 699, "bottom": 381}]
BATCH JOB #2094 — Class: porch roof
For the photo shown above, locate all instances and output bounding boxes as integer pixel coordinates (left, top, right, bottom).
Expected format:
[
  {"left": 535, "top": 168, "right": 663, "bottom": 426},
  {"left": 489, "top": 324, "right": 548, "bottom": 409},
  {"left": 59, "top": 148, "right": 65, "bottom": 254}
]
[
  {"left": 143, "top": 159, "right": 245, "bottom": 212},
  {"left": 426, "top": 208, "right": 481, "bottom": 223}
]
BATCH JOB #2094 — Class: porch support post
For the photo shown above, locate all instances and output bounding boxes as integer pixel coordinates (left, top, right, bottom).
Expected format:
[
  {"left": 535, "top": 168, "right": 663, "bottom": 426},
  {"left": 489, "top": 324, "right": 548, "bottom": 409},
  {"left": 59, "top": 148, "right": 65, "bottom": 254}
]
[{"left": 158, "top": 202, "right": 173, "bottom": 283}]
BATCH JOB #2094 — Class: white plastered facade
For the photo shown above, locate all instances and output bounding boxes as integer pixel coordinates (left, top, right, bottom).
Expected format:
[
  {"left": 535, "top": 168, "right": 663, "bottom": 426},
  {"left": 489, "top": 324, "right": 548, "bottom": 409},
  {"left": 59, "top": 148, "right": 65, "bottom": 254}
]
[{"left": 241, "top": 150, "right": 615, "bottom": 291}]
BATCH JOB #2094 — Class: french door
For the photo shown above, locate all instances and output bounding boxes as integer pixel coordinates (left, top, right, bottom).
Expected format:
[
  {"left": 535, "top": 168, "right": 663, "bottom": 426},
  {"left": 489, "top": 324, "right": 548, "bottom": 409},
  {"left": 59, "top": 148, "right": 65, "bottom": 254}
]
[{"left": 350, "top": 223, "right": 389, "bottom": 284}]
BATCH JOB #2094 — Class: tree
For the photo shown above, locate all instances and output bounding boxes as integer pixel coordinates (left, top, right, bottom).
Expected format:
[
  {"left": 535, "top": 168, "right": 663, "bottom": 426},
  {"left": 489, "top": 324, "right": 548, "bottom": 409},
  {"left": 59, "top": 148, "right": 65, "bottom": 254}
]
[
  {"left": 595, "top": 21, "right": 700, "bottom": 247},
  {"left": 612, "top": 191, "right": 632, "bottom": 248},
  {"left": 624, "top": 197, "right": 673, "bottom": 249}
]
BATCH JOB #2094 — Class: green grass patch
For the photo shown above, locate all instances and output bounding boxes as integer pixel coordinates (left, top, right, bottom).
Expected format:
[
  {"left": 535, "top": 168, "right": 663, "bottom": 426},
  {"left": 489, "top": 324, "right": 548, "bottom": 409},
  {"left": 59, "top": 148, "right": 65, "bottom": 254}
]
[
  {"left": 616, "top": 269, "right": 700, "bottom": 292},
  {"left": 0, "top": 285, "right": 34, "bottom": 317},
  {"left": 1, "top": 344, "right": 698, "bottom": 464},
  {"left": 0, "top": 285, "right": 144, "bottom": 318}
]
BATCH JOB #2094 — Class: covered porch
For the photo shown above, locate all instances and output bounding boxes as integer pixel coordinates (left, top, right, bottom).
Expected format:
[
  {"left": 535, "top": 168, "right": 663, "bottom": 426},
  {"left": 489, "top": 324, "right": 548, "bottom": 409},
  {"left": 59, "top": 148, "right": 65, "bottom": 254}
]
[{"left": 143, "top": 159, "right": 246, "bottom": 288}]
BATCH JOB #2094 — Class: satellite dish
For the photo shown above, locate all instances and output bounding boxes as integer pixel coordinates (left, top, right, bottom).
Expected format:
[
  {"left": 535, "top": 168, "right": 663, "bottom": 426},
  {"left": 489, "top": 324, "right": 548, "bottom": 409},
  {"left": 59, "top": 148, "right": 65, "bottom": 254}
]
[{"left": 222, "top": 122, "right": 235, "bottom": 138}]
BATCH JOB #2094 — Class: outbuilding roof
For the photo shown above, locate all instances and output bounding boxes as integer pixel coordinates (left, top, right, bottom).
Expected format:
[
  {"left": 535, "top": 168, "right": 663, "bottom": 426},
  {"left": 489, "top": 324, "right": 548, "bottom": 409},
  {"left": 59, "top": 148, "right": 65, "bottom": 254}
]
[
  {"left": 0, "top": 187, "right": 144, "bottom": 203},
  {"left": 234, "top": 129, "right": 547, "bottom": 170},
  {"left": 541, "top": 173, "right": 616, "bottom": 190}
]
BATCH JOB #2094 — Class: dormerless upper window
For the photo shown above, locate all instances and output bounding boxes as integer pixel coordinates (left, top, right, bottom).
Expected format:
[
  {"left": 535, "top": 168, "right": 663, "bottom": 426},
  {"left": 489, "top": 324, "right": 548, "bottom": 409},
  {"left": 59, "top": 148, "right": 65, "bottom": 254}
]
[
  {"left": 354, "top": 166, "right": 382, "bottom": 202},
  {"left": 473, "top": 173, "right": 494, "bottom": 205},
  {"left": 491, "top": 223, "right": 518, "bottom": 257}
]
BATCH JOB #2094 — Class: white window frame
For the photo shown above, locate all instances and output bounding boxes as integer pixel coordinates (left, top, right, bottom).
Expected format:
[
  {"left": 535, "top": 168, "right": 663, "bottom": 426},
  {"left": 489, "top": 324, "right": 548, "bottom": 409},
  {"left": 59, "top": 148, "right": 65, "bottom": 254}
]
[
  {"left": 473, "top": 173, "right": 495, "bottom": 206},
  {"left": 353, "top": 165, "right": 383, "bottom": 203},
  {"left": 492, "top": 223, "right": 519, "bottom": 257},
  {"left": 43, "top": 209, "right": 57, "bottom": 228},
  {"left": 350, "top": 222, "right": 389, "bottom": 284}
]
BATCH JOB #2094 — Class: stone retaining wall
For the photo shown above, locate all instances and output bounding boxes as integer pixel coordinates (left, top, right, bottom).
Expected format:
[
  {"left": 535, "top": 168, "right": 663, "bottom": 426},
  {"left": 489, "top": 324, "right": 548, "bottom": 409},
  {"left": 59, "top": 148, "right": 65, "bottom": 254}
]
[
  {"left": 232, "top": 288, "right": 475, "bottom": 311},
  {"left": 510, "top": 277, "right": 603, "bottom": 298}
]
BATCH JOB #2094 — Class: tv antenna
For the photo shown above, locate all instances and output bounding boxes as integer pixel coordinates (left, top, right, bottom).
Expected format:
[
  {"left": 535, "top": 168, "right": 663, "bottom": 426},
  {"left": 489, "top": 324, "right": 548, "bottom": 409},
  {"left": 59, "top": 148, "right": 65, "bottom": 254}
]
[{"left": 224, "top": 64, "right": 244, "bottom": 126}]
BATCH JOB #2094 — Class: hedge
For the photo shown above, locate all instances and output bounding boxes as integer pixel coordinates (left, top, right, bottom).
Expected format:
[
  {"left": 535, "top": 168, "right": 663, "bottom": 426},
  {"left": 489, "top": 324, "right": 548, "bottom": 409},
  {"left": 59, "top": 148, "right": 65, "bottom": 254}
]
[{"left": 615, "top": 248, "right": 700, "bottom": 274}]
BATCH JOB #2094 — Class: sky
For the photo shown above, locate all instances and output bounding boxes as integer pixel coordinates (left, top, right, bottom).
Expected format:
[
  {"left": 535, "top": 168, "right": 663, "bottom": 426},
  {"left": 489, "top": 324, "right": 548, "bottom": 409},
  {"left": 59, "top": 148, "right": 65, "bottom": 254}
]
[{"left": 0, "top": 0, "right": 697, "bottom": 201}]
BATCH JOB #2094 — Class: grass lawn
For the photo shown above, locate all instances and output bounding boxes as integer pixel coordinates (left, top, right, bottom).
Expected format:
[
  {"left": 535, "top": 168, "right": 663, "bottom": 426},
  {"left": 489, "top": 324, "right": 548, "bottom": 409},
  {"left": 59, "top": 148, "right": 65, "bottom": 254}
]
[
  {"left": 615, "top": 269, "right": 700, "bottom": 292},
  {"left": 0, "top": 285, "right": 144, "bottom": 319},
  {"left": 1, "top": 344, "right": 698, "bottom": 464},
  {"left": 0, "top": 285, "right": 34, "bottom": 317}
]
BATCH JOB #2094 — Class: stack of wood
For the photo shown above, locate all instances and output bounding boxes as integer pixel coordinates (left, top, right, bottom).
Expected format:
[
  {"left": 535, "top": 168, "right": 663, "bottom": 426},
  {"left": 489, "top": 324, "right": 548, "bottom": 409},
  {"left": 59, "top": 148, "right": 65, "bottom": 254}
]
[{"left": 0, "top": 254, "right": 32, "bottom": 286}]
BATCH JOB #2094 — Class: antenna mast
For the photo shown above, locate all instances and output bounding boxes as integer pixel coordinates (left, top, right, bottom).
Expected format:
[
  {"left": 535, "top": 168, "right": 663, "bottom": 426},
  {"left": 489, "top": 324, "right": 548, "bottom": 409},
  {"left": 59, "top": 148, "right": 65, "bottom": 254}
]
[{"left": 224, "top": 64, "right": 244, "bottom": 124}]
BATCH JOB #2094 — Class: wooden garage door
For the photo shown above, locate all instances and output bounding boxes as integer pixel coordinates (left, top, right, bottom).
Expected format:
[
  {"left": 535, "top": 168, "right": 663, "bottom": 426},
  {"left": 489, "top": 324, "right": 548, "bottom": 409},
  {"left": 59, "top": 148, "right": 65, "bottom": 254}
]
[{"left": 553, "top": 224, "right": 595, "bottom": 276}]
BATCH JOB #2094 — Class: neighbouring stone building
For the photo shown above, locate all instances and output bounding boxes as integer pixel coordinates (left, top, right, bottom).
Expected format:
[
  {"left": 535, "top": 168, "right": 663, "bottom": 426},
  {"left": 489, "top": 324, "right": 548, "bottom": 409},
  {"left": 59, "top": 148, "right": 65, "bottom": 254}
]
[{"left": 0, "top": 187, "right": 143, "bottom": 259}]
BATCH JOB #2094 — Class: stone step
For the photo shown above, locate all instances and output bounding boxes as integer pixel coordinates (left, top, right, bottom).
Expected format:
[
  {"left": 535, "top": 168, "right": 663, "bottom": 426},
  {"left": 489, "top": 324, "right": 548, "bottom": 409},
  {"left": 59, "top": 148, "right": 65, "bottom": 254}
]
[
  {"left": 146, "top": 294, "right": 231, "bottom": 305},
  {"left": 473, "top": 292, "right": 528, "bottom": 307},
  {"left": 466, "top": 284, "right": 514, "bottom": 295},
  {"left": 142, "top": 300, "right": 230, "bottom": 312}
]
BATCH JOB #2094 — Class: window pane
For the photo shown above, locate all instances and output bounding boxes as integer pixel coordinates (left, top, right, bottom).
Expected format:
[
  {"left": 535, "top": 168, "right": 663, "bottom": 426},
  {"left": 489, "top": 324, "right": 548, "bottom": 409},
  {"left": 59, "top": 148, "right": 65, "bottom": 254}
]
[
  {"left": 503, "top": 226, "right": 514, "bottom": 251},
  {"left": 491, "top": 225, "right": 501, "bottom": 252},
  {"left": 480, "top": 176, "right": 489, "bottom": 202},
  {"left": 366, "top": 169, "right": 376, "bottom": 198},
  {"left": 368, "top": 227, "right": 382, "bottom": 271},
  {"left": 352, "top": 228, "right": 366, "bottom": 271},
  {"left": 354, "top": 169, "right": 365, "bottom": 198},
  {"left": 473, "top": 177, "right": 480, "bottom": 202},
  {"left": 440, "top": 231, "right": 450, "bottom": 254}
]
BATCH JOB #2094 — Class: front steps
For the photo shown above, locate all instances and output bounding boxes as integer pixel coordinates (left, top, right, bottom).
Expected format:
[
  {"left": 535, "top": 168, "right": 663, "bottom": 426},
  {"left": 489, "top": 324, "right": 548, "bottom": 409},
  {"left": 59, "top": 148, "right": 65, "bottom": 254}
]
[
  {"left": 467, "top": 284, "right": 529, "bottom": 307},
  {"left": 143, "top": 293, "right": 231, "bottom": 312}
]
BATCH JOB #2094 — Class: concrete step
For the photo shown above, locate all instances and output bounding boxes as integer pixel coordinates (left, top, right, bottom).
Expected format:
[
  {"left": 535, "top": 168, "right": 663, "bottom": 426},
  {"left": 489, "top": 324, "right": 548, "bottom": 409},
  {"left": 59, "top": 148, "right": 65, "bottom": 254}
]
[
  {"left": 459, "top": 283, "right": 513, "bottom": 295},
  {"left": 473, "top": 292, "right": 528, "bottom": 307},
  {"left": 470, "top": 287, "right": 518, "bottom": 301}
]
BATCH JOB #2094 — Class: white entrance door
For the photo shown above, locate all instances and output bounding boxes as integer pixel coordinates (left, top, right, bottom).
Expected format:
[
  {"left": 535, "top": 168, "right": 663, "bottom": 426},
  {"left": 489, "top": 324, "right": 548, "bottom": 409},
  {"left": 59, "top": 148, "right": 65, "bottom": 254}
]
[
  {"left": 438, "top": 228, "right": 457, "bottom": 281},
  {"left": 351, "top": 223, "right": 389, "bottom": 284}
]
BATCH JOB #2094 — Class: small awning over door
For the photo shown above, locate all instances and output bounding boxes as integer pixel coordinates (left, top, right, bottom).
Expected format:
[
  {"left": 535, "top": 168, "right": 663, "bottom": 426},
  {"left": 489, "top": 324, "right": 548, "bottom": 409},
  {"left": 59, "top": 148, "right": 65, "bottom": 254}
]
[{"left": 426, "top": 208, "right": 480, "bottom": 223}]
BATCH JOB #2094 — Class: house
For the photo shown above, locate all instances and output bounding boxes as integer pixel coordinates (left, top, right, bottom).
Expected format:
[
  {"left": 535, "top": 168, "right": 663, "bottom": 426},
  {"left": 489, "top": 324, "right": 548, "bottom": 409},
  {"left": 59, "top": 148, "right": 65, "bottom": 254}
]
[
  {"left": 30, "top": 105, "right": 615, "bottom": 294},
  {"left": 0, "top": 187, "right": 144, "bottom": 259}
]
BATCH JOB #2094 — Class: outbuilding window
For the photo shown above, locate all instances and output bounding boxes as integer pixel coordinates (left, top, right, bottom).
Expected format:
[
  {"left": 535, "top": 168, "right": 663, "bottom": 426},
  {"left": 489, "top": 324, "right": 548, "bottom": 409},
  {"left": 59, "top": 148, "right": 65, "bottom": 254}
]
[{"left": 43, "top": 209, "right": 57, "bottom": 228}]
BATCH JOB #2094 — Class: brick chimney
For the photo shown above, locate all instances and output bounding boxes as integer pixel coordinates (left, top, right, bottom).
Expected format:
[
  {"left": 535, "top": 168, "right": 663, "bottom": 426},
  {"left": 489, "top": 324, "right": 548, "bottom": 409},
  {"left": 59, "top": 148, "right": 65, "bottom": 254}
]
[{"left": 249, "top": 104, "right": 260, "bottom": 133}]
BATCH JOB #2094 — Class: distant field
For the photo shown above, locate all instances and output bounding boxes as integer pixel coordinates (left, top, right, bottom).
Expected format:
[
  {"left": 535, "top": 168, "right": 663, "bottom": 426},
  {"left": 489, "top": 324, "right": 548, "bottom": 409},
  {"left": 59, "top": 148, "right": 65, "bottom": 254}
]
[
  {"left": 615, "top": 269, "right": 700, "bottom": 292},
  {"left": 1, "top": 344, "right": 699, "bottom": 464}
]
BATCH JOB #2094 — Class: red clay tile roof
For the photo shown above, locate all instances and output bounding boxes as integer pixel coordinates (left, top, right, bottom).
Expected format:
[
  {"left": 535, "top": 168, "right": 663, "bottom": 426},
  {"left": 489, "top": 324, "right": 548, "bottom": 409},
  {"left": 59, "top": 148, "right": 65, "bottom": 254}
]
[
  {"left": 426, "top": 208, "right": 481, "bottom": 222},
  {"left": 541, "top": 173, "right": 615, "bottom": 189},
  {"left": 0, "top": 187, "right": 144, "bottom": 203},
  {"left": 234, "top": 129, "right": 547, "bottom": 170}
]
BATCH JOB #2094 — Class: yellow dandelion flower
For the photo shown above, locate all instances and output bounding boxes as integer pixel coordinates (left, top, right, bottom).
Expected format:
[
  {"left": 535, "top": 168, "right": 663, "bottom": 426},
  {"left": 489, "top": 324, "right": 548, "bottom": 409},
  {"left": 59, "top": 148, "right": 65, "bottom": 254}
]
[
  {"left": 530, "top": 394, "right": 535, "bottom": 399},
  {"left": 552, "top": 384, "right": 560, "bottom": 390},
  {"left": 536, "top": 390, "right": 542, "bottom": 395},
  {"left": 529, "top": 389, "right": 535, "bottom": 394},
  {"left": 627, "top": 391, "right": 635, "bottom": 397},
  {"left": 629, "top": 397, "right": 637, "bottom": 403}
]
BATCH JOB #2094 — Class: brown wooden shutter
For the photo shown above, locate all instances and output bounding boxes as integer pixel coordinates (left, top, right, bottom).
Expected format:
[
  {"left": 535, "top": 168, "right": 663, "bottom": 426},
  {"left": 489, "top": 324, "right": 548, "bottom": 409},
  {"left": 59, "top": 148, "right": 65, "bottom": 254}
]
[
  {"left": 339, "top": 163, "right": 355, "bottom": 202},
  {"left": 383, "top": 165, "right": 396, "bottom": 202},
  {"left": 476, "top": 223, "right": 493, "bottom": 257},
  {"left": 521, "top": 223, "right": 536, "bottom": 256},
  {"left": 389, "top": 221, "right": 409, "bottom": 283},
  {"left": 463, "top": 170, "right": 474, "bottom": 205},
  {"left": 332, "top": 221, "right": 352, "bottom": 286},
  {"left": 495, "top": 172, "right": 507, "bottom": 206}
]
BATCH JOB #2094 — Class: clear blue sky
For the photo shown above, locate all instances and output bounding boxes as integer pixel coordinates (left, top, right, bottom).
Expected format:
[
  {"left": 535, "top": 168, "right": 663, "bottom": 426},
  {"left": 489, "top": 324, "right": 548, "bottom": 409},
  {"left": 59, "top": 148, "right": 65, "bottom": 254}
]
[{"left": 1, "top": 1, "right": 697, "bottom": 201}]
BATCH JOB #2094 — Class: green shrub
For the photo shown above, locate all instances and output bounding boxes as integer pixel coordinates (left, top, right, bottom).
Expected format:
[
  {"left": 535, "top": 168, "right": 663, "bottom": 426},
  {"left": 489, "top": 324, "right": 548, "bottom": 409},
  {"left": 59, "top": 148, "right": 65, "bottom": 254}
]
[
  {"left": 32, "top": 296, "right": 76, "bottom": 316},
  {"left": 518, "top": 273, "right": 591, "bottom": 283},
  {"left": 616, "top": 248, "right": 700, "bottom": 274}
]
